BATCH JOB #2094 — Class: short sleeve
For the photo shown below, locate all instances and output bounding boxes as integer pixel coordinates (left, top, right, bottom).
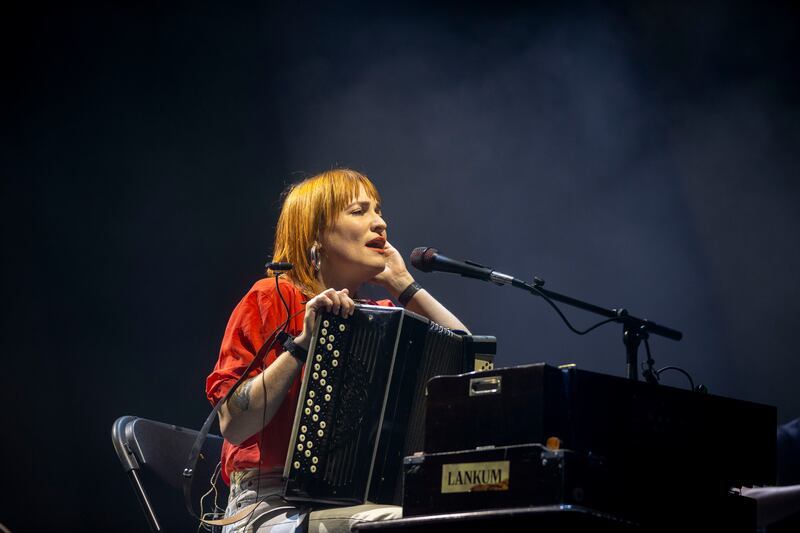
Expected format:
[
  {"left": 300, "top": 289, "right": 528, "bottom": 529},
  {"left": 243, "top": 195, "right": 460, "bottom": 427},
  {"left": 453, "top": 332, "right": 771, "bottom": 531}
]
[{"left": 206, "top": 280, "right": 304, "bottom": 406}]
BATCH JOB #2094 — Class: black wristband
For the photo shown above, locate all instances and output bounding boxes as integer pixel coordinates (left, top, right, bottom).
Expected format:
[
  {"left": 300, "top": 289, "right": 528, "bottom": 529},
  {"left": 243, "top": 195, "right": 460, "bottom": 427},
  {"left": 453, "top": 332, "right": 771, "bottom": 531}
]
[
  {"left": 398, "top": 281, "right": 422, "bottom": 306},
  {"left": 277, "top": 331, "right": 308, "bottom": 363}
]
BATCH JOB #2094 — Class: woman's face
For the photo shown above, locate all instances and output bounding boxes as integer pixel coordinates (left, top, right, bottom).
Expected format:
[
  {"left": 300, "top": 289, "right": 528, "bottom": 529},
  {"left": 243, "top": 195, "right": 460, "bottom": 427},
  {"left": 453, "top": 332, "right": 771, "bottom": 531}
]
[{"left": 320, "top": 184, "right": 387, "bottom": 281}]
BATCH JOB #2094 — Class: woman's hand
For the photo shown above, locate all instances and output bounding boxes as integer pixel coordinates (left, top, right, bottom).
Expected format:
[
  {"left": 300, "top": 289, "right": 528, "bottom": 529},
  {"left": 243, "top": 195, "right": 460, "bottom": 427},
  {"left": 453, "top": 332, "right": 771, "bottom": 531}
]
[
  {"left": 371, "top": 242, "right": 470, "bottom": 332},
  {"left": 371, "top": 241, "right": 415, "bottom": 298},
  {"left": 294, "top": 288, "right": 355, "bottom": 350}
]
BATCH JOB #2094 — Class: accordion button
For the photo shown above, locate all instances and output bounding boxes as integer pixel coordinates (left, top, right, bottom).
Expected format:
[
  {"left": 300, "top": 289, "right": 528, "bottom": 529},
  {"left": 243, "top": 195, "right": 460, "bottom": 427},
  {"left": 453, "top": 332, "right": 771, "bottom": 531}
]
[
  {"left": 314, "top": 405, "right": 321, "bottom": 413},
  {"left": 308, "top": 391, "right": 315, "bottom": 398},
  {"left": 319, "top": 421, "right": 327, "bottom": 429},
  {"left": 339, "top": 324, "right": 346, "bottom": 332},
  {"left": 319, "top": 338, "right": 326, "bottom": 345},
  {"left": 314, "top": 363, "right": 321, "bottom": 371},
  {"left": 316, "top": 354, "right": 323, "bottom": 362},
  {"left": 317, "top": 429, "right": 324, "bottom": 437},
  {"left": 321, "top": 370, "right": 328, "bottom": 377},
  {"left": 306, "top": 399, "right": 313, "bottom": 407},
  {"left": 326, "top": 385, "right": 333, "bottom": 393},
  {"left": 332, "top": 360, "right": 339, "bottom": 367},
  {"left": 312, "top": 372, "right": 319, "bottom": 380},
  {"left": 294, "top": 461, "right": 300, "bottom": 469},
  {"left": 297, "top": 443, "right": 303, "bottom": 451},
  {"left": 299, "top": 434, "right": 305, "bottom": 442},
  {"left": 305, "top": 450, "right": 311, "bottom": 457},
  {"left": 321, "top": 328, "right": 327, "bottom": 336},
  {"left": 326, "top": 344, "right": 333, "bottom": 351},
  {"left": 324, "top": 394, "right": 331, "bottom": 402},
  {"left": 307, "top": 441, "right": 313, "bottom": 449},
  {"left": 312, "top": 456, "right": 319, "bottom": 464},
  {"left": 328, "top": 335, "right": 334, "bottom": 342},
  {"left": 323, "top": 320, "right": 330, "bottom": 327},
  {"left": 305, "top": 408, "right": 311, "bottom": 415},
  {"left": 301, "top": 425, "right": 307, "bottom": 433},
  {"left": 333, "top": 350, "right": 340, "bottom": 357},
  {"left": 312, "top": 414, "right": 319, "bottom": 422},
  {"left": 310, "top": 465, "right": 317, "bottom": 473},
  {"left": 320, "top": 379, "right": 326, "bottom": 386}
]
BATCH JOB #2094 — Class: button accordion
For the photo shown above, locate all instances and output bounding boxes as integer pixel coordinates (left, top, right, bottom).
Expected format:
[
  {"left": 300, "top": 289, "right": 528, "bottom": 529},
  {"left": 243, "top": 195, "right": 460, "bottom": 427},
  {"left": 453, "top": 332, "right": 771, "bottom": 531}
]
[{"left": 282, "top": 304, "right": 495, "bottom": 505}]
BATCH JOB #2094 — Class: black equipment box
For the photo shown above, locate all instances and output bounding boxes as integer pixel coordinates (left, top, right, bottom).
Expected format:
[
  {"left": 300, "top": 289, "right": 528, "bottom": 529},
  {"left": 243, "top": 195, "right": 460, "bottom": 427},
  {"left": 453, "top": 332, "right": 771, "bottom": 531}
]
[
  {"left": 422, "top": 364, "right": 774, "bottom": 526},
  {"left": 401, "top": 443, "right": 756, "bottom": 531},
  {"left": 402, "top": 443, "right": 610, "bottom": 517}
]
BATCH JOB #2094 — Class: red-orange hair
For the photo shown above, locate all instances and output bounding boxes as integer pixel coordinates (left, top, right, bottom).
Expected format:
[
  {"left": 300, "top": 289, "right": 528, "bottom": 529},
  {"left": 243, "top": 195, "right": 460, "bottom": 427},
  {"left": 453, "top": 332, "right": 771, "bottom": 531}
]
[{"left": 268, "top": 169, "right": 381, "bottom": 297}]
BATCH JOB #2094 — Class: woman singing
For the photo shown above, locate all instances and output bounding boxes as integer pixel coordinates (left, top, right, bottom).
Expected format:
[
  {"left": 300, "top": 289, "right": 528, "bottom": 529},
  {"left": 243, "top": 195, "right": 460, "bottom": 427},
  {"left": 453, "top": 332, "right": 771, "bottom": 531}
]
[{"left": 206, "top": 169, "right": 468, "bottom": 532}]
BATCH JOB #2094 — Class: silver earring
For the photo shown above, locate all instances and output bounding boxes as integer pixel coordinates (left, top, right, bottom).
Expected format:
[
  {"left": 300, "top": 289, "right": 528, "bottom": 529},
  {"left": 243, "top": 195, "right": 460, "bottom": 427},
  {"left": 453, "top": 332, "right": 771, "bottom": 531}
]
[{"left": 310, "top": 244, "right": 321, "bottom": 271}]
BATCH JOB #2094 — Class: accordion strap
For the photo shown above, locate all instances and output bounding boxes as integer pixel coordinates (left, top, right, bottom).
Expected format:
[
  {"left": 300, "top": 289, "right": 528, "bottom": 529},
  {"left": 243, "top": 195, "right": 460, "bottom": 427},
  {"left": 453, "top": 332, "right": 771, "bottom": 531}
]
[{"left": 182, "top": 322, "right": 288, "bottom": 519}]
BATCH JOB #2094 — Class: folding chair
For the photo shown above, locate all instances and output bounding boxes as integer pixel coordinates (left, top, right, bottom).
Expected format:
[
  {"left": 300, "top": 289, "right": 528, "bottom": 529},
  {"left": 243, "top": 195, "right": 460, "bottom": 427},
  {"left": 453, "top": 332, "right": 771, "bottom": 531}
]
[{"left": 112, "top": 415, "right": 227, "bottom": 532}]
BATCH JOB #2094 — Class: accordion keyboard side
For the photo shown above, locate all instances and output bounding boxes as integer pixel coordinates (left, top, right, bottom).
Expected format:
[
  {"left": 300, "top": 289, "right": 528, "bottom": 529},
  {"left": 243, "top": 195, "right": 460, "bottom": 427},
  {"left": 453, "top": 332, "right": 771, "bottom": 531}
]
[{"left": 283, "top": 305, "right": 403, "bottom": 504}]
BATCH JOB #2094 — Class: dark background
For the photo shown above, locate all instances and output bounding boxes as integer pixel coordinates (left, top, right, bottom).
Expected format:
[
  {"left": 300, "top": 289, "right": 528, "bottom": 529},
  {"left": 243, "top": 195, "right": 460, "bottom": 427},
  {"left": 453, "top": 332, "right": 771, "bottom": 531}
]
[{"left": 4, "top": 1, "right": 799, "bottom": 530}]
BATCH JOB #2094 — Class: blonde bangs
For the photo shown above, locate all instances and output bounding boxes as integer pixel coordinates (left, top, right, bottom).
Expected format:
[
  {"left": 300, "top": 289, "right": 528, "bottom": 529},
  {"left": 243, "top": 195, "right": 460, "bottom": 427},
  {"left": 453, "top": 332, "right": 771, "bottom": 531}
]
[{"left": 268, "top": 169, "right": 381, "bottom": 296}]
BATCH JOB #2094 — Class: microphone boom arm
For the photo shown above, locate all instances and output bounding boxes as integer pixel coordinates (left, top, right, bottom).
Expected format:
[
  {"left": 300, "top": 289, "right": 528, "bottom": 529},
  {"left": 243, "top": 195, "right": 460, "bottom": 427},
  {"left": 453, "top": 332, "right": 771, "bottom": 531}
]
[
  {"left": 512, "top": 278, "right": 682, "bottom": 342},
  {"left": 509, "top": 276, "right": 682, "bottom": 381}
]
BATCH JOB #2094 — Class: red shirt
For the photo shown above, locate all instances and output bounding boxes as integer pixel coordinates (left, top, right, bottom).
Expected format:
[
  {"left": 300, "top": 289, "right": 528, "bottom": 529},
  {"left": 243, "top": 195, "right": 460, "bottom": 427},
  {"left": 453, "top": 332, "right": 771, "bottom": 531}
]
[{"left": 206, "top": 278, "right": 392, "bottom": 484}]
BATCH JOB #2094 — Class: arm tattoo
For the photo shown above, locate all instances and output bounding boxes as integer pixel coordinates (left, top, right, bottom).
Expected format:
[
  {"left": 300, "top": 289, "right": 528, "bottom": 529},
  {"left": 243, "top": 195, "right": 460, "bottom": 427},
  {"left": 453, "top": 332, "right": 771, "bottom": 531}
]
[{"left": 229, "top": 377, "right": 256, "bottom": 412}]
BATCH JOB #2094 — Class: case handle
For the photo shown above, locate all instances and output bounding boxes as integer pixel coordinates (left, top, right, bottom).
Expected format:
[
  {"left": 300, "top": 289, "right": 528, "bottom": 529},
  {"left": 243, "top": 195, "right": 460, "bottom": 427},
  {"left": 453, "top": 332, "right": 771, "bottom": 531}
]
[{"left": 469, "top": 375, "right": 502, "bottom": 396}]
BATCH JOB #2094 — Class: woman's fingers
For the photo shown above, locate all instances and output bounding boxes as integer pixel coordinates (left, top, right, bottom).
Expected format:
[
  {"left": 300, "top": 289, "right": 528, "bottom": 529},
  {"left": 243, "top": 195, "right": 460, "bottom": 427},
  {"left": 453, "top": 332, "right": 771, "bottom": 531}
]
[
  {"left": 308, "top": 288, "right": 354, "bottom": 317},
  {"left": 336, "top": 288, "right": 356, "bottom": 317},
  {"left": 340, "top": 290, "right": 355, "bottom": 317},
  {"left": 329, "top": 291, "right": 342, "bottom": 315},
  {"left": 316, "top": 294, "right": 334, "bottom": 311},
  {"left": 299, "top": 289, "right": 354, "bottom": 348}
]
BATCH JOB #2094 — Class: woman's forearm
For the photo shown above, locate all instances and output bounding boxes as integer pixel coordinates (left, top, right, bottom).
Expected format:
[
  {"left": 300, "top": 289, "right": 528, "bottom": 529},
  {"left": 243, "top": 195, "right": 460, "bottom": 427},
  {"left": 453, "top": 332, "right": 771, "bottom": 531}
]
[
  {"left": 218, "top": 352, "right": 302, "bottom": 445},
  {"left": 403, "top": 288, "right": 470, "bottom": 333},
  {"left": 386, "top": 273, "right": 470, "bottom": 333}
]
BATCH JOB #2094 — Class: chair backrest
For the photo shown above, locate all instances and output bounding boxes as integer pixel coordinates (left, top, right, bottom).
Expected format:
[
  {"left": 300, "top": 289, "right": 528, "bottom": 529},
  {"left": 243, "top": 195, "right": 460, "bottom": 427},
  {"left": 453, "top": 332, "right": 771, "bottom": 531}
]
[{"left": 112, "top": 415, "right": 227, "bottom": 532}]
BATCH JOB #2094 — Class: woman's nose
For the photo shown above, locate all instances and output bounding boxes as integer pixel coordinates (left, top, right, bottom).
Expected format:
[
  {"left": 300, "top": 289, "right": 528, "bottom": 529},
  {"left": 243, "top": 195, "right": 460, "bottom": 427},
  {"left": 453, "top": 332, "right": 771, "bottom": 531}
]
[{"left": 372, "top": 214, "right": 387, "bottom": 233}]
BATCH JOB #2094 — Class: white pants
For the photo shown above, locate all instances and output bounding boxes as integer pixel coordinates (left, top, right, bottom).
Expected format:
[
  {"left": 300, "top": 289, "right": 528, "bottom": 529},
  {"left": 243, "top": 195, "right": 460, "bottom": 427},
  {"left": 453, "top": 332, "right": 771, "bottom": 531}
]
[{"left": 222, "top": 470, "right": 402, "bottom": 533}]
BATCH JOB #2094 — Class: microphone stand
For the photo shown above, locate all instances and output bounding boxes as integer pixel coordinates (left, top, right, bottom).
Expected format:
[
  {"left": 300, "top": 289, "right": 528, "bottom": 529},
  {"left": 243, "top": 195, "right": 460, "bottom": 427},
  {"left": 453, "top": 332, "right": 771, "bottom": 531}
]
[{"left": 507, "top": 276, "right": 683, "bottom": 382}]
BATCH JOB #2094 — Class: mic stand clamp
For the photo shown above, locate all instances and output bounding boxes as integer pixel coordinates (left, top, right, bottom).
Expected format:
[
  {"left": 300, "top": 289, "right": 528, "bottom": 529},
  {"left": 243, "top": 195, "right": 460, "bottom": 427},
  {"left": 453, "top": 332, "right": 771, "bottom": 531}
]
[
  {"left": 640, "top": 330, "right": 660, "bottom": 385},
  {"left": 619, "top": 312, "right": 658, "bottom": 383}
]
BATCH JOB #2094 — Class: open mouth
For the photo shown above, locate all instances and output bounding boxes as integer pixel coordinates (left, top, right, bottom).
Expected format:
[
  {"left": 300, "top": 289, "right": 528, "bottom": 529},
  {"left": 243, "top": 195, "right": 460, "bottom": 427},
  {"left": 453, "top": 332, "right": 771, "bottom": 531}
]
[{"left": 365, "top": 238, "right": 386, "bottom": 250}]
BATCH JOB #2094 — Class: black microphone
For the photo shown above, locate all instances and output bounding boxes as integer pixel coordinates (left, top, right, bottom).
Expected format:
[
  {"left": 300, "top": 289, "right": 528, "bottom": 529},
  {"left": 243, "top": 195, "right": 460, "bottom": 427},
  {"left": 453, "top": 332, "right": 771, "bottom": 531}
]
[
  {"left": 409, "top": 247, "right": 520, "bottom": 286},
  {"left": 266, "top": 261, "right": 294, "bottom": 272}
]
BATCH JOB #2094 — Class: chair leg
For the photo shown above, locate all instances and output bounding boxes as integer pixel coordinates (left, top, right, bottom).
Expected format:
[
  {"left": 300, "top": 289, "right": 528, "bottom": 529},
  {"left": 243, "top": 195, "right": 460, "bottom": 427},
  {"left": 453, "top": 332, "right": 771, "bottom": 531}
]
[{"left": 127, "top": 469, "right": 161, "bottom": 532}]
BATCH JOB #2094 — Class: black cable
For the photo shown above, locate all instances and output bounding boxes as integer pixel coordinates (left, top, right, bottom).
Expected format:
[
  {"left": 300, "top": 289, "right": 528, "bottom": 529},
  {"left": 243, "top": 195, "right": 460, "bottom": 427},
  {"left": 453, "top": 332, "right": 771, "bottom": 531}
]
[
  {"left": 655, "top": 365, "right": 695, "bottom": 391},
  {"left": 216, "top": 297, "right": 306, "bottom": 532},
  {"left": 247, "top": 274, "right": 295, "bottom": 531},
  {"left": 184, "top": 294, "right": 306, "bottom": 523},
  {"left": 185, "top": 326, "right": 284, "bottom": 522},
  {"left": 529, "top": 285, "right": 623, "bottom": 335}
]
